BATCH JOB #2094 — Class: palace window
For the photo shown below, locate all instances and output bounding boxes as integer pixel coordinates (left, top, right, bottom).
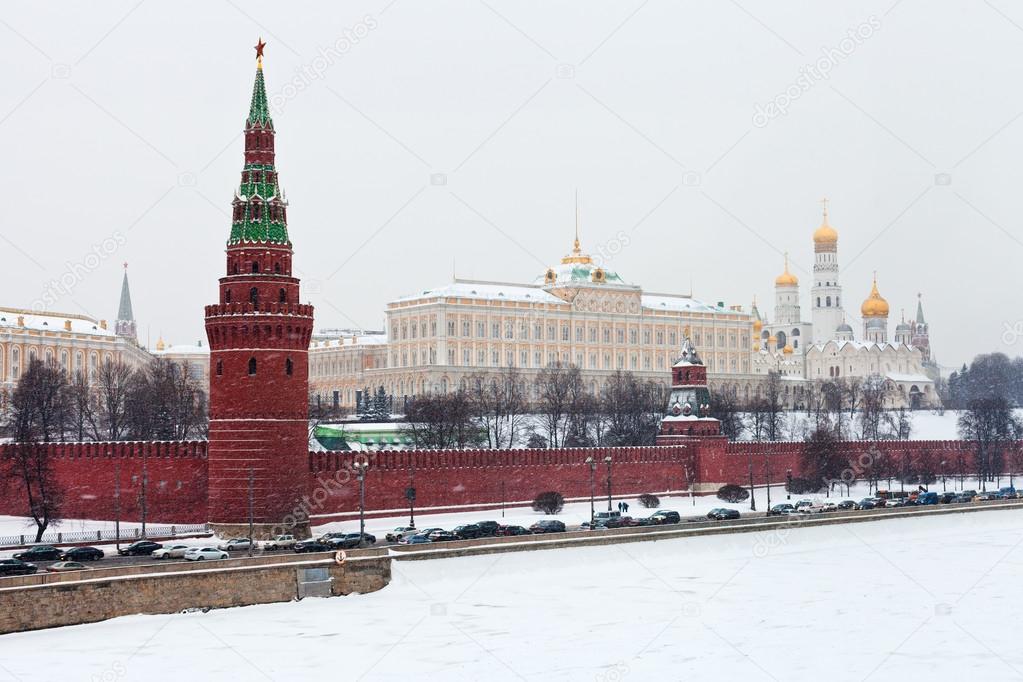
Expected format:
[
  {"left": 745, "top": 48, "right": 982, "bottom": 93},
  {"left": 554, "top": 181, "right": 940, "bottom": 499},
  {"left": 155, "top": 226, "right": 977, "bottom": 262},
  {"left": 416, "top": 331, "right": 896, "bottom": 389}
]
[{"left": 248, "top": 357, "right": 257, "bottom": 375}]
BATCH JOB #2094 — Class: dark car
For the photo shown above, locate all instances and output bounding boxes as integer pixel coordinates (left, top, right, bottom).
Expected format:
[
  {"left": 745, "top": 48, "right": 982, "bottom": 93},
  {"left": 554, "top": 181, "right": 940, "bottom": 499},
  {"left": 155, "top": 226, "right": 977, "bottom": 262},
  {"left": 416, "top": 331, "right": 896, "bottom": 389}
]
[
  {"left": 707, "top": 508, "right": 740, "bottom": 521},
  {"left": 60, "top": 546, "right": 104, "bottom": 561},
  {"left": 836, "top": 500, "right": 857, "bottom": 511},
  {"left": 13, "top": 546, "right": 62, "bottom": 562},
  {"left": 332, "top": 533, "right": 377, "bottom": 548},
  {"left": 293, "top": 539, "right": 332, "bottom": 553},
  {"left": 649, "top": 510, "right": 681, "bottom": 525},
  {"left": 856, "top": 498, "right": 876, "bottom": 510},
  {"left": 529, "top": 520, "right": 566, "bottom": 534},
  {"left": 939, "top": 492, "right": 957, "bottom": 504},
  {"left": 453, "top": 524, "right": 482, "bottom": 540},
  {"left": 476, "top": 521, "right": 500, "bottom": 537},
  {"left": 401, "top": 534, "right": 433, "bottom": 545},
  {"left": 767, "top": 504, "right": 795, "bottom": 516},
  {"left": 428, "top": 530, "right": 458, "bottom": 542},
  {"left": 604, "top": 516, "right": 635, "bottom": 529},
  {"left": 495, "top": 525, "right": 531, "bottom": 536},
  {"left": 0, "top": 559, "right": 38, "bottom": 576},
  {"left": 117, "top": 541, "right": 163, "bottom": 556}
]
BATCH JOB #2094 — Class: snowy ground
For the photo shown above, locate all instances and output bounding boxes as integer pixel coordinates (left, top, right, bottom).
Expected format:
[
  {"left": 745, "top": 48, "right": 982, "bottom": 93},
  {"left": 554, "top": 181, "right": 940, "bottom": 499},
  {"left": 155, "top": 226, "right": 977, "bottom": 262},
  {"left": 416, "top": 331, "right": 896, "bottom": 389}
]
[
  {"left": 0, "top": 515, "right": 146, "bottom": 537},
  {"left": 2, "top": 508, "right": 1022, "bottom": 680}
]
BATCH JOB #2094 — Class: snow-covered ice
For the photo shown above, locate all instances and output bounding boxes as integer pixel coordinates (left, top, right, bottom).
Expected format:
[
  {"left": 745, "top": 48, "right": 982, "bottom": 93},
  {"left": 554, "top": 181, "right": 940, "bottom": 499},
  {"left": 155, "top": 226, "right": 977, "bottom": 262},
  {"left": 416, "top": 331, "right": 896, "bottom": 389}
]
[{"left": 2, "top": 508, "right": 1022, "bottom": 680}]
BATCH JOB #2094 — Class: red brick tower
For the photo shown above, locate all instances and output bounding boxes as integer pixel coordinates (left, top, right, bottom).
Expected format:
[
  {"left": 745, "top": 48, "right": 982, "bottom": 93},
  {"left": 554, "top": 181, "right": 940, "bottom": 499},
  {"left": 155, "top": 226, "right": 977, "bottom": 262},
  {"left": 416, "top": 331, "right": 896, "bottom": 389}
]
[
  {"left": 657, "top": 333, "right": 721, "bottom": 442},
  {"left": 204, "top": 41, "right": 314, "bottom": 537}
]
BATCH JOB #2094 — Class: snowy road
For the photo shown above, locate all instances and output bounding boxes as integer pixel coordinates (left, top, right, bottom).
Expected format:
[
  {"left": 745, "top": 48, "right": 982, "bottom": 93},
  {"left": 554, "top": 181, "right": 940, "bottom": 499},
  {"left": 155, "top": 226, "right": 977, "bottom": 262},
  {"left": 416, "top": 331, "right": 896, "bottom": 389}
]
[{"left": 2, "top": 508, "right": 1022, "bottom": 680}]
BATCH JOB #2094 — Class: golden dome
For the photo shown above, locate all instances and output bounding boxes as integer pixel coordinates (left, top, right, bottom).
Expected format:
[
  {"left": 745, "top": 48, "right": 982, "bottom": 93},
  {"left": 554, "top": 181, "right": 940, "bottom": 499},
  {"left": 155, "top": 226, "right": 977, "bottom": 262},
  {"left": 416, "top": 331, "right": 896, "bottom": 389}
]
[
  {"left": 861, "top": 273, "right": 890, "bottom": 318},
  {"left": 767, "top": 334, "right": 778, "bottom": 346},
  {"left": 813, "top": 199, "right": 838, "bottom": 245},
  {"left": 155, "top": 337, "right": 166, "bottom": 351},
  {"left": 752, "top": 318, "right": 763, "bottom": 333},
  {"left": 775, "top": 253, "right": 798, "bottom": 287},
  {"left": 782, "top": 344, "right": 794, "bottom": 355},
  {"left": 752, "top": 342, "right": 761, "bottom": 352}
]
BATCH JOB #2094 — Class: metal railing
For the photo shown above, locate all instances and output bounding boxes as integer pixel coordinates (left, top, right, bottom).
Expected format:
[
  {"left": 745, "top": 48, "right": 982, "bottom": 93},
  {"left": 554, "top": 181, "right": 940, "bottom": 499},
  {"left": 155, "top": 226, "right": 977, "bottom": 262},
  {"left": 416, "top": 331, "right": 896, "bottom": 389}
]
[{"left": 0, "top": 523, "right": 211, "bottom": 548}]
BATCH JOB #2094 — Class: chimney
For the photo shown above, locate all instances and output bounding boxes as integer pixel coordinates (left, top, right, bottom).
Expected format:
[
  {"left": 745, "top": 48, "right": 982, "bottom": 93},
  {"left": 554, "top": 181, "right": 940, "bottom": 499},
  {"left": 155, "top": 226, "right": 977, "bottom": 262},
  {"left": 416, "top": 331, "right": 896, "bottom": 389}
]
[
  {"left": 64, "top": 320, "right": 72, "bottom": 331},
  {"left": 17, "top": 316, "right": 25, "bottom": 327},
  {"left": 99, "top": 319, "right": 107, "bottom": 330}
]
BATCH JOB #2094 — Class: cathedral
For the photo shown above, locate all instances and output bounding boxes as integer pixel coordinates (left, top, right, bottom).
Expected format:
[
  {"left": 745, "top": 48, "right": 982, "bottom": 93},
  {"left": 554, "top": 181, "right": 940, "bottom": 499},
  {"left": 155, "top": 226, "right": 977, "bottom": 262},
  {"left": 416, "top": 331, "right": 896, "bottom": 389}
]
[{"left": 752, "top": 202, "right": 939, "bottom": 408}]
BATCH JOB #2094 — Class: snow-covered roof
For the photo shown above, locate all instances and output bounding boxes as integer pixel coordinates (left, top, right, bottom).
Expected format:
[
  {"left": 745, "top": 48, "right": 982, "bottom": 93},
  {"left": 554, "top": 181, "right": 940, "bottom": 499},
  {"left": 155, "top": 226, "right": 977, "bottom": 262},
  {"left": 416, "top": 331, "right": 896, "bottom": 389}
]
[
  {"left": 884, "top": 372, "right": 933, "bottom": 384},
  {"left": 808, "top": 340, "right": 916, "bottom": 353},
  {"left": 0, "top": 307, "right": 114, "bottom": 337},
  {"left": 394, "top": 280, "right": 563, "bottom": 305},
  {"left": 641, "top": 294, "right": 722, "bottom": 314},
  {"left": 313, "top": 334, "right": 389, "bottom": 349},
  {"left": 152, "top": 343, "right": 209, "bottom": 356}
]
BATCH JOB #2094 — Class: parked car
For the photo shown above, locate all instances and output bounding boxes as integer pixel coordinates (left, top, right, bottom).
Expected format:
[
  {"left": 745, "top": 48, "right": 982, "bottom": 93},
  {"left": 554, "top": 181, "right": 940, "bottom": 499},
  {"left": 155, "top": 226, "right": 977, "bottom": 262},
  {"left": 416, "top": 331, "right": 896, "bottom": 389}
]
[
  {"left": 46, "top": 561, "right": 87, "bottom": 573},
  {"left": 856, "top": 498, "right": 876, "bottom": 510},
  {"left": 821, "top": 502, "right": 838, "bottom": 512},
  {"left": 1001, "top": 487, "right": 1019, "bottom": 498},
  {"left": 649, "top": 510, "right": 681, "bottom": 525},
  {"left": 593, "top": 511, "right": 621, "bottom": 524},
  {"left": 184, "top": 547, "right": 229, "bottom": 561},
  {"left": 938, "top": 492, "right": 958, "bottom": 504},
  {"left": 13, "top": 546, "right": 62, "bottom": 562},
  {"left": 328, "top": 533, "right": 377, "bottom": 549},
  {"left": 886, "top": 498, "right": 912, "bottom": 508},
  {"left": 260, "top": 535, "right": 297, "bottom": 551},
  {"left": 476, "top": 521, "right": 501, "bottom": 536},
  {"left": 400, "top": 534, "right": 433, "bottom": 545},
  {"left": 917, "top": 492, "right": 939, "bottom": 505},
  {"left": 60, "top": 546, "right": 104, "bottom": 561},
  {"left": 707, "top": 508, "right": 741, "bottom": 521},
  {"left": 0, "top": 559, "right": 38, "bottom": 576},
  {"left": 767, "top": 503, "right": 795, "bottom": 516},
  {"left": 836, "top": 500, "right": 857, "bottom": 511},
  {"left": 495, "top": 525, "right": 531, "bottom": 536},
  {"left": 428, "top": 530, "right": 459, "bottom": 542},
  {"left": 603, "top": 516, "right": 635, "bottom": 528},
  {"left": 529, "top": 520, "right": 566, "bottom": 534},
  {"left": 960, "top": 490, "right": 978, "bottom": 501},
  {"left": 151, "top": 544, "right": 192, "bottom": 560},
  {"left": 975, "top": 491, "right": 999, "bottom": 501},
  {"left": 953, "top": 493, "right": 974, "bottom": 503},
  {"left": 385, "top": 527, "right": 420, "bottom": 543},
  {"left": 793, "top": 499, "right": 814, "bottom": 511},
  {"left": 117, "top": 541, "right": 163, "bottom": 557},
  {"left": 293, "top": 539, "right": 332, "bottom": 553},
  {"left": 454, "top": 524, "right": 483, "bottom": 540},
  {"left": 217, "top": 538, "right": 252, "bottom": 552}
]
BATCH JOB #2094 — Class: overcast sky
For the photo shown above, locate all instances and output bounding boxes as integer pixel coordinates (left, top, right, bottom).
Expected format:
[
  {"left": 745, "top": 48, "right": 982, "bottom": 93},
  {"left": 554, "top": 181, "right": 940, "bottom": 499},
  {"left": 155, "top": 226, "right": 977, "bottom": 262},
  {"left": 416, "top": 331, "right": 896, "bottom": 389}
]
[{"left": 2, "top": 0, "right": 1022, "bottom": 369}]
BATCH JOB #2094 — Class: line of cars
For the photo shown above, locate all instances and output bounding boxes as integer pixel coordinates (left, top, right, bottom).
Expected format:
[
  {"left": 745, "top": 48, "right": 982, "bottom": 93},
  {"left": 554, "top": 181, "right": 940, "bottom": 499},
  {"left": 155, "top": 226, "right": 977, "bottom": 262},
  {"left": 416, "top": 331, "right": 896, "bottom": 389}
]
[{"left": 767, "top": 486, "right": 1021, "bottom": 516}]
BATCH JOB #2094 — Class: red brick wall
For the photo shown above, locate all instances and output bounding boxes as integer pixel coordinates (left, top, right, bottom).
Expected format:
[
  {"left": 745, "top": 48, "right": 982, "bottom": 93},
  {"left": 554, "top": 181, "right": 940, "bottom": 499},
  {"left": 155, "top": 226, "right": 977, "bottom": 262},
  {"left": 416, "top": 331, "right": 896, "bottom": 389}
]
[{"left": 0, "top": 441, "right": 208, "bottom": 524}]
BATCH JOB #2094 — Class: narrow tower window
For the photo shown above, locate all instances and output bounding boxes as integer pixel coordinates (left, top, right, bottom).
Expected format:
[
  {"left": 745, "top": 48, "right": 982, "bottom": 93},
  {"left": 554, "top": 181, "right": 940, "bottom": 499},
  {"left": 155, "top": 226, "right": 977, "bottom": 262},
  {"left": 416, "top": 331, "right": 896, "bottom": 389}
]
[
  {"left": 225, "top": 290, "right": 232, "bottom": 303},
  {"left": 248, "top": 357, "right": 257, "bottom": 375},
  {"left": 286, "top": 357, "right": 293, "bottom": 376},
  {"left": 216, "top": 360, "right": 223, "bottom": 376},
  {"left": 249, "top": 287, "right": 258, "bottom": 305},
  {"left": 279, "top": 288, "right": 286, "bottom": 304},
  {"left": 251, "top": 261, "right": 260, "bottom": 273}
]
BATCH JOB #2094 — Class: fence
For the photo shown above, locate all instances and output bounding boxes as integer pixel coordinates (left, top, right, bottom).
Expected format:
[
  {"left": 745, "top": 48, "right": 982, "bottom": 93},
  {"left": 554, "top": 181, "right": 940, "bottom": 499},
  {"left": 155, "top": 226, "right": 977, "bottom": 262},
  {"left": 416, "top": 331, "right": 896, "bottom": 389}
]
[{"left": 0, "top": 523, "right": 211, "bottom": 548}]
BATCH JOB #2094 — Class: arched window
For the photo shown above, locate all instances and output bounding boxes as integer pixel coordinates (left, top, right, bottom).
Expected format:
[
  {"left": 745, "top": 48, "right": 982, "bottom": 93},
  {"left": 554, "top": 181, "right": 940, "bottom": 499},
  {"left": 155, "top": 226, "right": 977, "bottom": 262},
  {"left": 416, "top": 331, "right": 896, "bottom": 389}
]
[
  {"left": 286, "top": 357, "right": 293, "bottom": 376},
  {"left": 249, "top": 287, "right": 258, "bottom": 305},
  {"left": 248, "top": 357, "right": 257, "bottom": 375},
  {"left": 278, "top": 288, "right": 286, "bottom": 304},
  {"left": 232, "top": 262, "right": 238, "bottom": 275},
  {"left": 216, "top": 360, "right": 223, "bottom": 376},
  {"left": 274, "top": 262, "right": 281, "bottom": 274},
  {"left": 826, "top": 296, "right": 832, "bottom": 307},
  {"left": 225, "top": 289, "right": 232, "bottom": 303},
  {"left": 251, "top": 261, "right": 260, "bottom": 273}
]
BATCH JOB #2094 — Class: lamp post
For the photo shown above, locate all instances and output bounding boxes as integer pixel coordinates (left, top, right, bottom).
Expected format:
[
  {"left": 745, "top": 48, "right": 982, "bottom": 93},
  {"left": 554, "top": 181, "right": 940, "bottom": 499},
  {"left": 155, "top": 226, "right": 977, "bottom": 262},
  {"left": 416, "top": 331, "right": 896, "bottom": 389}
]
[
  {"left": 786, "top": 469, "right": 792, "bottom": 501},
  {"left": 604, "top": 456, "right": 613, "bottom": 512},
  {"left": 747, "top": 449, "right": 756, "bottom": 512},
  {"left": 114, "top": 458, "right": 121, "bottom": 552},
  {"left": 354, "top": 461, "right": 368, "bottom": 548},
  {"left": 585, "top": 456, "right": 596, "bottom": 526},
  {"left": 247, "top": 466, "right": 254, "bottom": 558},
  {"left": 765, "top": 453, "right": 772, "bottom": 510},
  {"left": 406, "top": 466, "right": 416, "bottom": 529},
  {"left": 941, "top": 459, "right": 947, "bottom": 493}
]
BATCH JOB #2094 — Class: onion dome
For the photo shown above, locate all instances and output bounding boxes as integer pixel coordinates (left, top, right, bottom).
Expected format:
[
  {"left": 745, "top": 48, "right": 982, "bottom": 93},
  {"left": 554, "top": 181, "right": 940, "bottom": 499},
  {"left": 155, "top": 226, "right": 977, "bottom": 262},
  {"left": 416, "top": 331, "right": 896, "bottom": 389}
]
[
  {"left": 813, "top": 199, "right": 838, "bottom": 247},
  {"left": 775, "top": 253, "right": 798, "bottom": 287},
  {"left": 782, "top": 344, "right": 794, "bottom": 355},
  {"left": 767, "top": 334, "right": 778, "bottom": 347},
  {"left": 753, "top": 342, "right": 761, "bottom": 352},
  {"left": 861, "top": 273, "right": 890, "bottom": 318},
  {"left": 155, "top": 337, "right": 166, "bottom": 351},
  {"left": 753, "top": 318, "right": 763, "bottom": 333}
]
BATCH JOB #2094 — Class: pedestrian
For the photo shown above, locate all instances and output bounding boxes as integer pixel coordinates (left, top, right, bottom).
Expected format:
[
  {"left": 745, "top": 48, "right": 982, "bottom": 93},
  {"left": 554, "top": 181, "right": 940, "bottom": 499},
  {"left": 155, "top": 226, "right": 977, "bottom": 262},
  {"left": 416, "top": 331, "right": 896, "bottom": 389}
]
[
  {"left": 624, "top": 502, "right": 630, "bottom": 513},
  {"left": 617, "top": 501, "right": 623, "bottom": 513}
]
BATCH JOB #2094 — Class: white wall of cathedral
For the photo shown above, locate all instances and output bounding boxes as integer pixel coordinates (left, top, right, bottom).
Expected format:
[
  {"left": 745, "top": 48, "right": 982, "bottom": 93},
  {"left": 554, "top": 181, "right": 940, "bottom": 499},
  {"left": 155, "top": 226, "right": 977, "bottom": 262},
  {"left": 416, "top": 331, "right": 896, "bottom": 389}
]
[{"left": 774, "top": 284, "right": 801, "bottom": 326}]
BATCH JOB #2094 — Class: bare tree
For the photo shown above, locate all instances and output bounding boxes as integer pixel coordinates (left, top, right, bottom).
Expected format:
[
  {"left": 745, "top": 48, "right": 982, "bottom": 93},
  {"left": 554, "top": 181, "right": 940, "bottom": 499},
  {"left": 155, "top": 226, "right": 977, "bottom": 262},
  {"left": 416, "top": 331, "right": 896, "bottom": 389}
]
[
  {"left": 598, "top": 371, "right": 666, "bottom": 446},
  {"left": 709, "top": 382, "right": 744, "bottom": 441},
  {"left": 534, "top": 363, "right": 585, "bottom": 449},
  {"left": 95, "top": 359, "right": 134, "bottom": 441},
  {"left": 958, "top": 396, "right": 1020, "bottom": 491},
  {"left": 405, "top": 391, "right": 479, "bottom": 449},
  {"left": 467, "top": 368, "right": 527, "bottom": 449},
  {"left": 762, "top": 372, "right": 786, "bottom": 442},
  {"left": 5, "top": 359, "right": 66, "bottom": 540},
  {"left": 127, "top": 358, "right": 208, "bottom": 440},
  {"left": 859, "top": 376, "right": 888, "bottom": 441},
  {"left": 66, "top": 369, "right": 99, "bottom": 442}
]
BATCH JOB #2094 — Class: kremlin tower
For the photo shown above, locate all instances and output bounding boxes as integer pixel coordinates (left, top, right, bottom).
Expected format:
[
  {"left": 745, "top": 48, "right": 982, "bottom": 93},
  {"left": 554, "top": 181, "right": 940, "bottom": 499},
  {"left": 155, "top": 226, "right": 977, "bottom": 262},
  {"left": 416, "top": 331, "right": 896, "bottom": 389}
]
[
  {"left": 204, "top": 41, "right": 314, "bottom": 537},
  {"left": 810, "top": 199, "right": 845, "bottom": 344}
]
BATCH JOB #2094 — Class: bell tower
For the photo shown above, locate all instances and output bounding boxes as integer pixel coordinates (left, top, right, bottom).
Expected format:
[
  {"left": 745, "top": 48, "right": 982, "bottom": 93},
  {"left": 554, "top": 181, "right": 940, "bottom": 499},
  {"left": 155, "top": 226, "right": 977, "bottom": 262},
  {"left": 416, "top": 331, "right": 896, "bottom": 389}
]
[{"left": 204, "top": 40, "right": 314, "bottom": 537}]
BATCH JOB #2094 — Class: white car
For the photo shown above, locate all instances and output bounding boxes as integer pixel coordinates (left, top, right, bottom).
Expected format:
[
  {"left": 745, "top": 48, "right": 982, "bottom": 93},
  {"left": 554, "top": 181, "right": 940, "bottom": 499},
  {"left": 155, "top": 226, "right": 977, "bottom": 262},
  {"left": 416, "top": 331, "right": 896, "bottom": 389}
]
[
  {"left": 260, "top": 535, "right": 297, "bottom": 551},
  {"left": 217, "top": 538, "right": 252, "bottom": 552},
  {"left": 151, "top": 544, "right": 191, "bottom": 559},
  {"left": 184, "top": 547, "right": 229, "bottom": 561}
]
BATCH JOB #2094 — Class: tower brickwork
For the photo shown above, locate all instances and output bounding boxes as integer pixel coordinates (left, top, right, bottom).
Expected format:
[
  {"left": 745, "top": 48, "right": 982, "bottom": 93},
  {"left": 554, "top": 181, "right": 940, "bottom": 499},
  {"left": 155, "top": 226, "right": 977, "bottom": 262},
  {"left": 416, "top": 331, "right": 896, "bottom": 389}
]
[{"left": 204, "top": 43, "right": 314, "bottom": 536}]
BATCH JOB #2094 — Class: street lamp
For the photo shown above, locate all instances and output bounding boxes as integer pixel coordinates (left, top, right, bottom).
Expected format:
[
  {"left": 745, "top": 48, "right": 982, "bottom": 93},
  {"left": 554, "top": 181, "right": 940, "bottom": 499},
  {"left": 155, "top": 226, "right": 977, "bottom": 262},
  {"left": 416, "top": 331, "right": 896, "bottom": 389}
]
[
  {"left": 747, "top": 449, "right": 756, "bottom": 513},
  {"left": 604, "top": 456, "right": 613, "bottom": 512},
  {"left": 786, "top": 469, "right": 792, "bottom": 501},
  {"left": 354, "top": 461, "right": 368, "bottom": 548},
  {"left": 941, "top": 459, "right": 947, "bottom": 493},
  {"left": 585, "top": 456, "right": 596, "bottom": 526}
]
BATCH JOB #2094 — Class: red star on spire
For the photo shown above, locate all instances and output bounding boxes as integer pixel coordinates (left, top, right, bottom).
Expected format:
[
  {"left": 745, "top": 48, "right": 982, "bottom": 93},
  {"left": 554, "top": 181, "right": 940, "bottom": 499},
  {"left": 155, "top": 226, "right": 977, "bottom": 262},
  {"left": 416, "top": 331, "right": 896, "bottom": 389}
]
[{"left": 254, "top": 37, "right": 266, "bottom": 61}]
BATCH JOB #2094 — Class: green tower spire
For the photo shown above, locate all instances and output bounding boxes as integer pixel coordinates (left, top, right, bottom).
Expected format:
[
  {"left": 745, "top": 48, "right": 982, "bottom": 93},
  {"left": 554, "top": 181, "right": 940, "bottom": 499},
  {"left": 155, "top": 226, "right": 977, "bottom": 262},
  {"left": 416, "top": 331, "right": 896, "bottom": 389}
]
[{"left": 247, "top": 60, "right": 273, "bottom": 129}]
